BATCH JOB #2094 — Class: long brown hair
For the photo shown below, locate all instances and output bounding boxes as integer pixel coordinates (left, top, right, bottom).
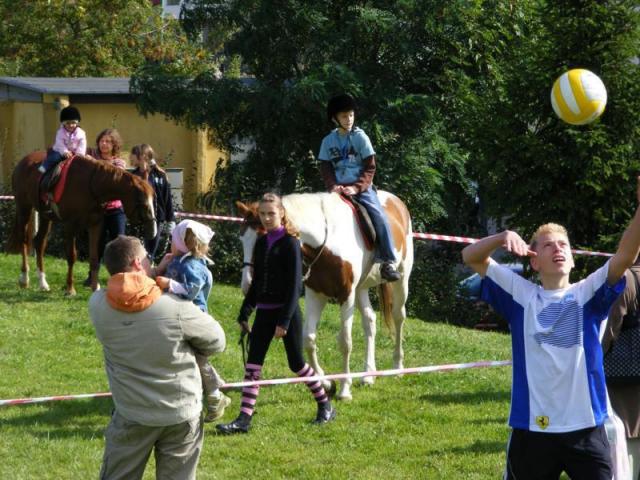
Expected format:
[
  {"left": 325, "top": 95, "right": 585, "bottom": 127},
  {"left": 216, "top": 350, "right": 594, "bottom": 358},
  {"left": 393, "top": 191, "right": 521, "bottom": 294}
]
[
  {"left": 95, "top": 128, "right": 123, "bottom": 159},
  {"left": 131, "top": 144, "right": 167, "bottom": 176},
  {"left": 260, "top": 192, "right": 298, "bottom": 238}
]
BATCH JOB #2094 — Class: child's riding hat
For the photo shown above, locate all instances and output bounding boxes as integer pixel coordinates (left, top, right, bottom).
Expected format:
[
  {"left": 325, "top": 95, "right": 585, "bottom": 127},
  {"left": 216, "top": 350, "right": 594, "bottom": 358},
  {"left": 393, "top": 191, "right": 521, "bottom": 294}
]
[
  {"left": 60, "top": 106, "right": 81, "bottom": 123},
  {"left": 327, "top": 94, "right": 356, "bottom": 123}
]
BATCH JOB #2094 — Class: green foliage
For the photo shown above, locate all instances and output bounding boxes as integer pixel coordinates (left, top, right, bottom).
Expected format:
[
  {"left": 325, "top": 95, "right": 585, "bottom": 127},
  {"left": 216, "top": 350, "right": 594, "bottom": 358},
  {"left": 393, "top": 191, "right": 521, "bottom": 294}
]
[
  {"left": 461, "top": 1, "right": 640, "bottom": 251},
  {"left": 133, "top": 1, "right": 473, "bottom": 230},
  {"left": 0, "top": 0, "right": 208, "bottom": 77},
  {"left": 131, "top": 0, "right": 640, "bottom": 326},
  {"left": 0, "top": 254, "right": 513, "bottom": 479},
  {"left": 133, "top": 1, "right": 487, "bottom": 324}
]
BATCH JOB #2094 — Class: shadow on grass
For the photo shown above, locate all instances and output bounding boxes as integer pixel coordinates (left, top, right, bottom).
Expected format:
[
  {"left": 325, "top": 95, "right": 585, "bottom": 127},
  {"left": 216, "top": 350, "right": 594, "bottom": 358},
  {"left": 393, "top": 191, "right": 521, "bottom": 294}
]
[
  {"left": 0, "top": 397, "right": 112, "bottom": 440},
  {"left": 468, "top": 416, "right": 508, "bottom": 426},
  {"left": 419, "top": 390, "right": 511, "bottom": 405},
  {"left": 429, "top": 439, "right": 507, "bottom": 456},
  {"left": 0, "top": 283, "right": 91, "bottom": 305}
]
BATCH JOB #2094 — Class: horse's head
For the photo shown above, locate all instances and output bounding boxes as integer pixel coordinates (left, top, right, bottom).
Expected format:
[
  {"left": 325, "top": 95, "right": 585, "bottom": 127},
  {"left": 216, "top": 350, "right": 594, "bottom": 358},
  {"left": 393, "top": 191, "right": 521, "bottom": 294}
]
[
  {"left": 126, "top": 174, "right": 158, "bottom": 240},
  {"left": 236, "top": 200, "right": 265, "bottom": 295}
]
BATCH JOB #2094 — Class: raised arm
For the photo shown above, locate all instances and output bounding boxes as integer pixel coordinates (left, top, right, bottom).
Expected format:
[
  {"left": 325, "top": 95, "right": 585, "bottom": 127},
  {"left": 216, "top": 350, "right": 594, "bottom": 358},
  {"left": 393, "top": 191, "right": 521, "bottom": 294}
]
[
  {"left": 608, "top": 176, "right": 640, "bottom": 284},
  {"left": 462, "top": 230, "right": 536, "bottom": 277}
]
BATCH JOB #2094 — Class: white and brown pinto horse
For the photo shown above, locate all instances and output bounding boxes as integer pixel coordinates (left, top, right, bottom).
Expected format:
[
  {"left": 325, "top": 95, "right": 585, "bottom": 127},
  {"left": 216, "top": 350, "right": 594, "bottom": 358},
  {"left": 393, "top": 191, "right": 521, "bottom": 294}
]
[{"left": 236, "top": 191, "right": 413, "bottom": 400}]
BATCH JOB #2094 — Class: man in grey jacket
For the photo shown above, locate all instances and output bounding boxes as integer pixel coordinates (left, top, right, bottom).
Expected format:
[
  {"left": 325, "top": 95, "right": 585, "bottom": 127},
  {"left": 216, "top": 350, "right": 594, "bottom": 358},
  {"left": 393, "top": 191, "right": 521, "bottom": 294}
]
[{"left": 89, "top": 235, "right": 225, "bottom": 480}]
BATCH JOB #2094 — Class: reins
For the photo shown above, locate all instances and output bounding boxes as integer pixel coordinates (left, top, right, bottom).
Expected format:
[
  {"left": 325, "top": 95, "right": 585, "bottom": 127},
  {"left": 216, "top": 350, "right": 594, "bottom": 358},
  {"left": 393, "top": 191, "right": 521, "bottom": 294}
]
[
  {"left": 238, "top": 330, "right": 249, "bottom": 367},
  {"left": 302, "top": 200, "right": 329, "bottom": 282}
]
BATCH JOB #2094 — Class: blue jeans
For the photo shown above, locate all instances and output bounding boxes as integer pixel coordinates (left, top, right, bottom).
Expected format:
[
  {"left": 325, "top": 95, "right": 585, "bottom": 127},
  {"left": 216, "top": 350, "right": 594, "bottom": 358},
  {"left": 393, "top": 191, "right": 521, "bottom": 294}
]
[
  {"left": 355, "top": 186, "right": 396, "bottom": 263},
  {"left": 41, "top": 150, "right": 64, "bottom": 172},
  {"left": 99, "top": 208, "right": 126, "bottom": 261}
]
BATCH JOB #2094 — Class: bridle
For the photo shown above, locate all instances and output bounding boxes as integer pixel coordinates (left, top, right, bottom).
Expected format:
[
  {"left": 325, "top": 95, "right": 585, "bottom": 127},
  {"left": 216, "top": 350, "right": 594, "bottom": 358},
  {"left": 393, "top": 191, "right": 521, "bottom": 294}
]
[
  {"left": 302, "top": 198, "right": 329, "bottom": 282},
  {"left": 239, "top": 201, "right": 329, "bottom": 282},
  {"left": 302, "top": 218, "right": 328, "bottom": 282}
]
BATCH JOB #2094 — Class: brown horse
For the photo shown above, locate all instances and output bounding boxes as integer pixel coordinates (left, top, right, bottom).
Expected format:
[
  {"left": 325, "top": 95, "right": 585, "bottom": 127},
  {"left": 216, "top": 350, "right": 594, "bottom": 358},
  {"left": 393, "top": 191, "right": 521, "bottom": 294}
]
[{"left": 6, "top": 151, "right": 157, "bottom": 296}]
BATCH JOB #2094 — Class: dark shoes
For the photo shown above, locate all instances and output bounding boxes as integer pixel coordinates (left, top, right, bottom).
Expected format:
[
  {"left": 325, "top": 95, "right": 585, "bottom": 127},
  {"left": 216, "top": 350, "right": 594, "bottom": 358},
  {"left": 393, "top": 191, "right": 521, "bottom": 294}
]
[
  {"left": 313, "top": 402, "right": 337, "bottom": 425},
  {"left": 216, "top": 413, "right": 251, "bottom": 434},
  {"left": 381, "top": 261, "right": 401, "bottom": 282}
]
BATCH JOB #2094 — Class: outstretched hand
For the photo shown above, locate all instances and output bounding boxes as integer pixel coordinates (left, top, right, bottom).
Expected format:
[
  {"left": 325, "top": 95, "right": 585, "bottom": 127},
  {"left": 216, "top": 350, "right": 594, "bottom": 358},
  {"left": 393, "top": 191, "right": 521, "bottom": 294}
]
[{"left": 502, "top": 230, "right": 537, "bottom": 258}]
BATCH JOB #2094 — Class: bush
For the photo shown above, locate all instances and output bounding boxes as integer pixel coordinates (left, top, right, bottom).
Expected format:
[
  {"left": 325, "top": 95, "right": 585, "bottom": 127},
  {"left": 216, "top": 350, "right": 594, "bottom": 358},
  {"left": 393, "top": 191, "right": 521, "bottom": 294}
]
[{"left": 406, "top": 240, "right": 487, "bottom": 329}]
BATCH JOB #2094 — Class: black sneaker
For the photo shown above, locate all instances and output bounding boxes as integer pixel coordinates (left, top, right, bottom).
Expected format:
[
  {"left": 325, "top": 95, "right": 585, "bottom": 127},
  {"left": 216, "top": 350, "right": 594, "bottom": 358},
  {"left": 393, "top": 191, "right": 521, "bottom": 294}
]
[
  {"left": 381, "top": 262, "right": 401, "bottom": 282},
  {"left": 313, "top": 402, "right": 336, "bottom": 425},
  {"left": 216, "top": 413, "right": 251, "bottom": 434}
]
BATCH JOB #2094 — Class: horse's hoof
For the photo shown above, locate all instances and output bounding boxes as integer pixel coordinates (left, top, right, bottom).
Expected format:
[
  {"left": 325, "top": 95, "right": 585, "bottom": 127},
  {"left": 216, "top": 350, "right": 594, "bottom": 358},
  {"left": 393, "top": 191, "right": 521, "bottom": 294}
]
[
  {"left": 336, "top": 392, "right": 353, "bottom": 402},
  {"left": 361, "top": 376, "right": 375, "bottom": 386},
  {"left": 325, "top": 380, "right": 337, "bottom": 399},
  {"left": 65, "top": 289, "right": 77, "bottom": 297},
  {"left": 336, "top": 386, "right": 353, "bottom": 401},
  {"left": 40, "top": 285, "right": 51, "bottom": 292},
  {"left": 18, "top": 281, "right": 29, "bottom": 289}
]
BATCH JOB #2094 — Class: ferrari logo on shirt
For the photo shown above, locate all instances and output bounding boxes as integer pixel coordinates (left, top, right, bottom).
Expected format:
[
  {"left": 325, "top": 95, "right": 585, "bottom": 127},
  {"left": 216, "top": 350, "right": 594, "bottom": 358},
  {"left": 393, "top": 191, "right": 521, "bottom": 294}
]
[{"left": 536, "top": 416, "right": 550, "bottom": 429}]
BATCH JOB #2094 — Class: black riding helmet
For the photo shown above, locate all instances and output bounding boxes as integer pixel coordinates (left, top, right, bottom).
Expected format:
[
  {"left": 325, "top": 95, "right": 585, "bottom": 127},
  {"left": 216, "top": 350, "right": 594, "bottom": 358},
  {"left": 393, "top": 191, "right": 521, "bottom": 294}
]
[
  {"left": 60, "top": 106, "right": 81, "bottom": 123},
  {"left": 326, "top": 94, "right": 356, "bottom": 123}
]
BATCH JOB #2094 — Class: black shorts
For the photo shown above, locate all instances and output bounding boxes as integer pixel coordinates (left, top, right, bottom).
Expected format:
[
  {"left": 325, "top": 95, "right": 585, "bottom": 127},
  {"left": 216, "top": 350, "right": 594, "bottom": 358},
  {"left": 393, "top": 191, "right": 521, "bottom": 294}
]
[{"left": 504, "top": 425, "right": 612, "bottom": 480}]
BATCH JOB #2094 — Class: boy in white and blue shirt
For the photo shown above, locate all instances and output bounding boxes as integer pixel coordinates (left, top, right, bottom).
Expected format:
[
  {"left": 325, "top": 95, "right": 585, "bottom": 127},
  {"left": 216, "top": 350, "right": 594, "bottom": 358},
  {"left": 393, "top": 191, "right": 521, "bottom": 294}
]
[{"left": 463, "top": 182, "right": 640, "bottom": 480}]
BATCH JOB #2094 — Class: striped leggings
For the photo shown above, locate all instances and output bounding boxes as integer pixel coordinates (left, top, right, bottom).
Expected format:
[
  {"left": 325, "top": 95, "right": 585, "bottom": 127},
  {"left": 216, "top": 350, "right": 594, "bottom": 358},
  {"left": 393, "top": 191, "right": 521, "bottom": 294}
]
[{"left": 240, "top": 306, "right": 328, "bottom": 416}]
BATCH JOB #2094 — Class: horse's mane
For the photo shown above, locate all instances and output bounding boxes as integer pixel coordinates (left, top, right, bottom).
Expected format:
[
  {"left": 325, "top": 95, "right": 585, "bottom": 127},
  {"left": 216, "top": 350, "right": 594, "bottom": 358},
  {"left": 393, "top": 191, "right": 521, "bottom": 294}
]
[
  {"left": 82, "top": 156, "right": 153, "bottom": 196},
  {"left": 283, "top": 192, "right": 331, "bottom": 214},
  {"left": 82, "top": 155, "right": 127, "bottom": 180}
]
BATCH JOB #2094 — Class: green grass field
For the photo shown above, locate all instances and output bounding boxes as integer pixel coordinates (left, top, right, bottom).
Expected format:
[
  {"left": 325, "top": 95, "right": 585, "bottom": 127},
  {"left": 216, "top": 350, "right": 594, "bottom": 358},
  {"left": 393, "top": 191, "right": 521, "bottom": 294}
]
[{"left": 0, "top": 254, "right": 515, "bottom": 479}]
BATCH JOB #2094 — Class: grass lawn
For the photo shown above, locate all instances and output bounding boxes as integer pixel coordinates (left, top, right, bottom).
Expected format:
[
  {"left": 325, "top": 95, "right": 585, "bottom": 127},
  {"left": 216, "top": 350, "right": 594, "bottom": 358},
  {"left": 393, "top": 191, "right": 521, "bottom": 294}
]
[{"left": 0, "top": 254, "right": 515, "bottom": 479}]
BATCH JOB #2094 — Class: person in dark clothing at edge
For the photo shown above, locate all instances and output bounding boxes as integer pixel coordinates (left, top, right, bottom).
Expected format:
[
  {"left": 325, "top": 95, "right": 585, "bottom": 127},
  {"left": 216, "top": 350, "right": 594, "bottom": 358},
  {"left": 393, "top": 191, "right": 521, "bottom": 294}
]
[{"left": 130, "top": 144, "right": 175, "bottom": 262}]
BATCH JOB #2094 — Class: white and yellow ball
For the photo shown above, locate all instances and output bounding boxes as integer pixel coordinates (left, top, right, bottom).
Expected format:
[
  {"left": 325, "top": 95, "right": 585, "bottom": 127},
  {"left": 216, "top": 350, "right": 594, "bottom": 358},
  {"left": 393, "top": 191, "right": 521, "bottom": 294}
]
[{"left": 550, "top": 69, "right": 607, "bottom": 125}]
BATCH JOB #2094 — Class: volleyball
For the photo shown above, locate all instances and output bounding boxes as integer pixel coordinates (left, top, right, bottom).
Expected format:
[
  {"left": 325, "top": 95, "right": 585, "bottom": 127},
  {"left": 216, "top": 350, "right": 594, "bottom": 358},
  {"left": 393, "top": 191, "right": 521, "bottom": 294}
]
[{"left": 550, "top": 69, "right": 607, "bottom": 125}]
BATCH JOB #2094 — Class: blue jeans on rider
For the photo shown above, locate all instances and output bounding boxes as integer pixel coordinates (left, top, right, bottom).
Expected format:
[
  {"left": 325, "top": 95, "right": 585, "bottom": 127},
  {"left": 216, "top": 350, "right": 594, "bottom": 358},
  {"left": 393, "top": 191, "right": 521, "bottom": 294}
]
[
  {"left": 354, "top": 186, "right": 396, "bottom": 263},
  {"left": 40, "top": 150, "right": 64, "bottom": 172}
]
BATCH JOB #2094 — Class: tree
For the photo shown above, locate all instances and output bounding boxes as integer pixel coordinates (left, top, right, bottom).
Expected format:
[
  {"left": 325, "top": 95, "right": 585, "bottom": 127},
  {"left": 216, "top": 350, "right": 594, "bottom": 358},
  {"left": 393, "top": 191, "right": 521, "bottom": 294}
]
[
  {"left": 131, "top": 0, "right": 640, "bottom": 321},
  {"left": 459, "top": 1, "right": 640, "bottom": 259},
  {"left": 132, "top": 0, "right": 489, "bottom": 232},
  {"left": 0, "top": 0, "right": 206, "bottom": 77}
]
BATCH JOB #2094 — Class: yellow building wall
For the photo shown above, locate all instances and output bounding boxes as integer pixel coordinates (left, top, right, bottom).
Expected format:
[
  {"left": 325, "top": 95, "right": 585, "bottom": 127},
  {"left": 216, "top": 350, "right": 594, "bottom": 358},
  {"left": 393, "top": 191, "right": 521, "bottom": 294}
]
[
  {"left": 0, "top": 102, "right": 50, "bottom": 183},
  {"left": 0, "top": 99, "right": 227, "bottom": 209}
]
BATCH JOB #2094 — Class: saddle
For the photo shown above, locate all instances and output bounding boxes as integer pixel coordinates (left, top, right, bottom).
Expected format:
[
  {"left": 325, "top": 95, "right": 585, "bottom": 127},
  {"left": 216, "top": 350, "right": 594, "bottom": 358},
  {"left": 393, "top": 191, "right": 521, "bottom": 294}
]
[
  {"left": 338, "top": 193, "right": 376, "bottom": 250},
  {"left": 39, "top": 155, "right": 76, "bottom": 210}
]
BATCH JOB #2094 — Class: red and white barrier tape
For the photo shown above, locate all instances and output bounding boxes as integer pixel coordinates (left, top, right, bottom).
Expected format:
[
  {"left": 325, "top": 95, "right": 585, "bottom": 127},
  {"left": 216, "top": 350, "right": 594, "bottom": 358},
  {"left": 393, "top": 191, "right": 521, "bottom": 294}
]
[
  {"left": 176, "top": 211, "right": 243, "bottom": 223},
  {"left": 0, "top": 359, "right": 511, "bottom": 407},
  {"left": 223, "top": 359, "right": 512, "bottom": 389},
  {"left": 0, "top": 392, "right": 112, "bottom": 407},
  {"left": 0, "top": 197, "right": 615, "bottom": 257},
  {"left": 411, "top": 231, "right": 613, "bottom": 258}
]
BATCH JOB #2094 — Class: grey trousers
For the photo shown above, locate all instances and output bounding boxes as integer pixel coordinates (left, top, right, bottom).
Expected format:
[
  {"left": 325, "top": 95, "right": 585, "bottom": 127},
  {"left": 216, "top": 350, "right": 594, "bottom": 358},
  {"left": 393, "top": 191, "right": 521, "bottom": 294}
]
[{"left": 99, "top": 410, "right": 203, "bottom": 480}]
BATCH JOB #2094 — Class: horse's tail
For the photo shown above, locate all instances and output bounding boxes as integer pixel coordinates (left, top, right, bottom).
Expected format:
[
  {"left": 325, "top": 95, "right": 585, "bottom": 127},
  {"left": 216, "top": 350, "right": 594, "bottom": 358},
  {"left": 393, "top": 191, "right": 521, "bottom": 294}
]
[
  {"left": 5, "top": 205, "right": 33, "bottom": 254},
  {"left": 378, "top": 282, "right": 394, "bottom": 339}
]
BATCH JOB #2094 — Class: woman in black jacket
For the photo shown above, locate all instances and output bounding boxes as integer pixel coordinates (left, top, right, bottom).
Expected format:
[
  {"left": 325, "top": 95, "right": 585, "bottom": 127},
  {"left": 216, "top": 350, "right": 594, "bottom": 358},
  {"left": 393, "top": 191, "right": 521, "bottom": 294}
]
[
  {"left": 217, "top": 192, "right": 336, "bottom": 434},
  {"left": 130, "top": 144, "right": 175, "bottom": 261}
]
